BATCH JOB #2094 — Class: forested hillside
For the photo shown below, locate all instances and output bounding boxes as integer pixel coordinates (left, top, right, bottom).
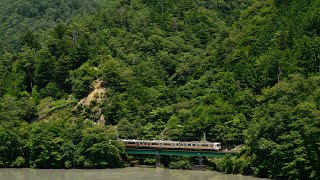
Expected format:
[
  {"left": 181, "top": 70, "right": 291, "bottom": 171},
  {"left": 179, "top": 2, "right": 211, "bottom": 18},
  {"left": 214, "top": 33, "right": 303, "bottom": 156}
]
[
  {"left": 0, "top": 0, "right": 319, "bottom": 179},
  {"left": 0, "top": 0, "right": 105, "bottom": 52}
]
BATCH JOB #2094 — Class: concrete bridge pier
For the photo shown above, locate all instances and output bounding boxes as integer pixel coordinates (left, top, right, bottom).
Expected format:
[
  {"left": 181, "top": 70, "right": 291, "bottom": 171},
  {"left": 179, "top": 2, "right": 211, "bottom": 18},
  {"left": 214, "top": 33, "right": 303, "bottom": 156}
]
[
  {"left": 198, "top": 156, "right": 203, "bottom": 165},
  {"left": 156, "top": 155, "right": 161, "bottom": 167}
]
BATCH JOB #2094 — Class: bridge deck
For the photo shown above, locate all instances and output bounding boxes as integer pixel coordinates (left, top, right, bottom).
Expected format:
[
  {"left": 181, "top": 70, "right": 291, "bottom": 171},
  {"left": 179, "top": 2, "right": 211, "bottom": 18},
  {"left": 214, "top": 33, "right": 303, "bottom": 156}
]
[{"left": 125, "top": 149, "right": 238, "bottom": 157}]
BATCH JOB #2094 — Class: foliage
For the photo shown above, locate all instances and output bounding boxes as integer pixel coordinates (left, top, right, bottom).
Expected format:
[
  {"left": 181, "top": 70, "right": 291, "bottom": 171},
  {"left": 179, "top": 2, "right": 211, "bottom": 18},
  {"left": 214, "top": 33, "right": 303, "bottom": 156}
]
[
  {"left": 143, "top": 158, "right": 156, "bottom": 165},
  {"left": 0, "top": 109, "right": 125, "bottom": 169},
  {"left": 244, "top": 75, "right": 320, "bottom": 179},
  {"left": 0, "top": 0, "right": 319, "bottom": 178},
  {"left": 216, "top": 155, "right": 236, "bottom": 174},
  {"left": 169, "top": 160, "right": 192, "bottom": 170},
  {"left": 0, "top": 0, "right": 104, "bottom": 52}
]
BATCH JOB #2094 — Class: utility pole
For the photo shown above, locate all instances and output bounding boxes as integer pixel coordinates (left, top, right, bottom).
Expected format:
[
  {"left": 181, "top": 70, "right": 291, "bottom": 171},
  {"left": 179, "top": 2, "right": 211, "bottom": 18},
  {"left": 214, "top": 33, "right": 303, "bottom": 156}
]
[
  {"left": 202, "top": 133, "right": 206, "bottom": 142},
  {"left": 161, "top": 0, "right": 164, "bottom": 14},
  {"left": 115, "top": 127, "right": 119, "bottom": 139}
]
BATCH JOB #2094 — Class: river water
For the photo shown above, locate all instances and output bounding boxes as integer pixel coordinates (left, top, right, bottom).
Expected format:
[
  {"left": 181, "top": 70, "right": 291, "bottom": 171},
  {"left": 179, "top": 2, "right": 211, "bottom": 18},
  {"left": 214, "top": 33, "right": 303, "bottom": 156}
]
[{"left": 0, "top": 167, "right": 265, "bottom": 180}]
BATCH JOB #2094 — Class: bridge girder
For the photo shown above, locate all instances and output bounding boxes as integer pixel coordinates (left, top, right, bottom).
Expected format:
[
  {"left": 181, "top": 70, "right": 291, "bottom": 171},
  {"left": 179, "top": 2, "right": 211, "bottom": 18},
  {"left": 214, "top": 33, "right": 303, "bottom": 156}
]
[{"left": 125, "top": 149, "right": 237, "bottom": 157}]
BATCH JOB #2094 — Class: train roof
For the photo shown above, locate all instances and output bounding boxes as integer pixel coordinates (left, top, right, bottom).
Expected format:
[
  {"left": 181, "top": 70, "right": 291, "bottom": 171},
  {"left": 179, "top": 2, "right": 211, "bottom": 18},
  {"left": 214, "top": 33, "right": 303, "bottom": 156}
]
[
  {"left": 121, "top": 139, "right": 177, "bottom": 143},
  {"left": 121, "top": 139, "right": 220, "bottom": 144}
]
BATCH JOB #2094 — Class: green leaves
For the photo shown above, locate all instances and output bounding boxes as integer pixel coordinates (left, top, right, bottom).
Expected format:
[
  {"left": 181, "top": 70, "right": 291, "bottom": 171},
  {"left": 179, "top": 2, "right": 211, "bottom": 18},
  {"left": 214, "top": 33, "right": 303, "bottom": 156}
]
[
  {"left": 245, "top": 76, "right": 320, "bottom": 179},
  {"left": 25, "top": 110, "right": 125, "bottom": 169},
  {"left": 117, "top": 118, "right": 139, "bottom": 139},
  {"left": 0, "top": 0, "right": 320, "bottom": 178}
]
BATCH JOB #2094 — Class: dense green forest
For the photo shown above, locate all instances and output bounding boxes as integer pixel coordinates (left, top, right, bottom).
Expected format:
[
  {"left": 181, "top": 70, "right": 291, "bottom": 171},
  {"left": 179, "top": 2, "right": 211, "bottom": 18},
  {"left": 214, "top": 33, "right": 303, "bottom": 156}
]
[{"left": 0, "top": 0, "right": 319, "bottom": 179}]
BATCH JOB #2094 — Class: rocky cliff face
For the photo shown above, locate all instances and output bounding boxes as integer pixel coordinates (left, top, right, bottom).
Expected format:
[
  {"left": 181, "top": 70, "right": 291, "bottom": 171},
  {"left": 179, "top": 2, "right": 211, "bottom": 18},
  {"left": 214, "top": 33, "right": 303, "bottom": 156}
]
[{"left": 74, "top": 79, "right": 107, "bottom": 125}]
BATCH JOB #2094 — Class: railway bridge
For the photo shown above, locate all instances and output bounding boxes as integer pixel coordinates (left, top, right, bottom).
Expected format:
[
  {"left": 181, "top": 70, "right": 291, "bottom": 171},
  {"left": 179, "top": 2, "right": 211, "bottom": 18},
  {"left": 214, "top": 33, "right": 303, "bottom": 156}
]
[
  {"left": 125, "top": 149, "right": 238, "bottom": 167},
  {"left": 122, "top": 139, "right": 239, "bottom": 167},
  {"left": 125, "top": 148, "right": 237, "bottom": 157}
]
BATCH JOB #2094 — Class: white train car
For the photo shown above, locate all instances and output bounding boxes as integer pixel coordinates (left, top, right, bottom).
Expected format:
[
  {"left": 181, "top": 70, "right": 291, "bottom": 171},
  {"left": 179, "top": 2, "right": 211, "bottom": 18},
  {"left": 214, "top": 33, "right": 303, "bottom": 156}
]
[{"left": 121, "top": 139, "right": 221, "bottom": 151}]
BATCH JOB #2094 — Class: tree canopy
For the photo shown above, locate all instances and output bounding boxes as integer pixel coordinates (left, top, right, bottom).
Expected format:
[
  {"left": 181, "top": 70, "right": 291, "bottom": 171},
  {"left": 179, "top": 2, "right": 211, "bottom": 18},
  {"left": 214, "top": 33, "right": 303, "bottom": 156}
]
[{"left": 0, "top": 0, "right": 319, "bottom": 178}]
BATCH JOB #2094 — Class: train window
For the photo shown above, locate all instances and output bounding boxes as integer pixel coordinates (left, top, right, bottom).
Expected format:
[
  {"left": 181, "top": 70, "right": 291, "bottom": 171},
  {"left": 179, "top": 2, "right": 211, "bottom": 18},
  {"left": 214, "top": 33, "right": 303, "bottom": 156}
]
[
  {"left": 151, "top": 143, "right": 159, "bottom": 145},
  {"left": 164, "top": 143, "right": 171, "bottom": 146},
  {"left": 188, "top": 144, "right": 191, "bottom": 146}
]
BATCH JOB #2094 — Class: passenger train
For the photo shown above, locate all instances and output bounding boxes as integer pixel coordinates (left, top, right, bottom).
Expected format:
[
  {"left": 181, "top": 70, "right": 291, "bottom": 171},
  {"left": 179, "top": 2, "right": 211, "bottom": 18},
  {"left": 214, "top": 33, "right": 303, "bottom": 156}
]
[{"left": 121, "top": 139, "right": 221, "bottom": 151}]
